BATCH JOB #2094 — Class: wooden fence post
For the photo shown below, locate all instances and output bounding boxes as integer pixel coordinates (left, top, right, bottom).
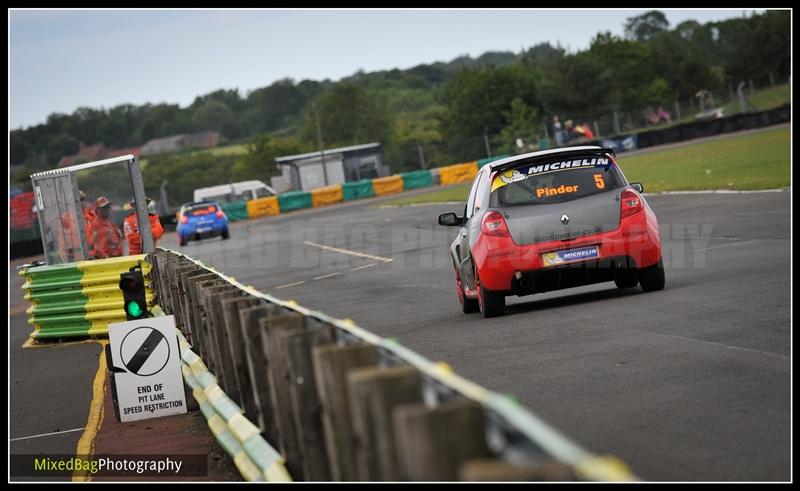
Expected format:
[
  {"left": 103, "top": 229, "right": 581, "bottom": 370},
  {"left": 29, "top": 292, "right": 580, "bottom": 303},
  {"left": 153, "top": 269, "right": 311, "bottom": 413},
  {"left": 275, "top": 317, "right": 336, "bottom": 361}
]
[
  {"left": 286, "top": 329, "right": 331, "bottom": 481},
  {"left": 238, "top": 304, "right": 282, "bottom": 445},
  {"left": 205, "top": 288, "right": 240, "bottom": 397},
  {"left": 347, "top": 365, "right": 423, "bottom": 481},
  {"left": 220, "top": 296, "right": 259, "bottom": 409},
  {"left": 459, "top": 458, "right": 578, "bottom": 481},
  {"left": 312, "top": 344, "right": 378, "bottom": 481},
  {"left": 260, "top": 313, "right": 307, "bottom": 479},
  {"left": 393, "top": 398, "right": 491, "bottom": 481}
]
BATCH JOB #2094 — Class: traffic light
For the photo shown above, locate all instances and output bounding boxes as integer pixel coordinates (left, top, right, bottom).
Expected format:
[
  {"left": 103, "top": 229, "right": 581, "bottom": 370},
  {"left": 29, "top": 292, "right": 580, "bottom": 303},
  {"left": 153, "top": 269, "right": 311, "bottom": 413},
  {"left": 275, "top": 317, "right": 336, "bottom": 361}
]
[{"left": 119, "top": 266, "right": 148, "bottom": 321}]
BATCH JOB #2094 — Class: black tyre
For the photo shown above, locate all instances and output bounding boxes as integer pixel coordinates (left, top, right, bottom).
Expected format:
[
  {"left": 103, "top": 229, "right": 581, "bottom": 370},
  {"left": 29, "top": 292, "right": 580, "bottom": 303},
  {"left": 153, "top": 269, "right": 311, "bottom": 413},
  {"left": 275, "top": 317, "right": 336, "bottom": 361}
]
[
  {"left": 638, "top": 257, "right": 665, "bottom": 292},
  {"left": 614, "top": 270, "right": 639, "bottom": 289},
  {"left": 455, "top": 269, "right": 479, "bottom": 314},
  {"left": 178, "top": 235, "right": 186, "bottom": 246},
  {"left": 222, "top": 228, "right": 230, "bottom": 240},
  {"left": 478, "top": 275, "right": 505, "bottom": 318}
]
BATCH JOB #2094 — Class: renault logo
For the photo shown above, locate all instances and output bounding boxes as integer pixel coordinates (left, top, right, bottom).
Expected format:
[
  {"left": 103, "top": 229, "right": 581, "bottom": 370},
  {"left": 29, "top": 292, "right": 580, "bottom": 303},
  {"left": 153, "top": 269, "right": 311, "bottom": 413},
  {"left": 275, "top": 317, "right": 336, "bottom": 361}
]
[{"left": 560, "top": 214, "right": 570, "bottom": 225}]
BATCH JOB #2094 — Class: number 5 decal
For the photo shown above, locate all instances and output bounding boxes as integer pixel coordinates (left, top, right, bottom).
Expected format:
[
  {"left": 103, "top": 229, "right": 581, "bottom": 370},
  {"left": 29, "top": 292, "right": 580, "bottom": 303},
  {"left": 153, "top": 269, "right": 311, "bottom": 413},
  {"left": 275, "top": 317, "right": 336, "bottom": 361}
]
[{"left": 593, "top": 174, "right": 605, "bottom": 189}]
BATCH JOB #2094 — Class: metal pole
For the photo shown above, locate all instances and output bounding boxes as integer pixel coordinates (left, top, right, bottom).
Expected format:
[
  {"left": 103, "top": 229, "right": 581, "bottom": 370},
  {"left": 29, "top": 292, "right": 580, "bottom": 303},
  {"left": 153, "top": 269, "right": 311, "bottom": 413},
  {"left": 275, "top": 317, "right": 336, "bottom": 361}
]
[
  {"left": 71, "top": 171, "right": 90, "bottom": 259},
  {"left": 737, "top": 82, "right": 747, "bottom": 113},
  {"left": 128, "top": 157, "right": 153, "bottom": 254},
  {"left": 417, "top": 141, "right": 426, "bottom": 170},
  {"left": 314, "top": 102, "right": 329, "bottom": 186},
  {"left": 674, "top": 100, "right": 681, "bottom": 124},
  {"left": 483, "top": 127, "right": 492, "bottom": 158}
]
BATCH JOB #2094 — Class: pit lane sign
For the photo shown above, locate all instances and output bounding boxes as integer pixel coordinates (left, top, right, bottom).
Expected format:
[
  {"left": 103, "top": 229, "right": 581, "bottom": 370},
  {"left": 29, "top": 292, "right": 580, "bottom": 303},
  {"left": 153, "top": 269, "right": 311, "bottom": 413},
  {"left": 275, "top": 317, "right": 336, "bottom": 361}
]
[{"left": 108, "top": 316, "right": 187, "bottom": 422}]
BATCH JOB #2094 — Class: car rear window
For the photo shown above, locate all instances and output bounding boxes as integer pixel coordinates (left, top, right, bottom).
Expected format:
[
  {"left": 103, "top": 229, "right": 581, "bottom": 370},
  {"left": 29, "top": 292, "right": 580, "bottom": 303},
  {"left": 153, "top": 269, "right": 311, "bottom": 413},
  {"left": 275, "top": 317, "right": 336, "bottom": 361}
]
[
  {"left": 490, "top": 156, "right": 626, "bottom": 206},
  {"left": 186, "top": 204, "right": 218, "bottom": 216}
]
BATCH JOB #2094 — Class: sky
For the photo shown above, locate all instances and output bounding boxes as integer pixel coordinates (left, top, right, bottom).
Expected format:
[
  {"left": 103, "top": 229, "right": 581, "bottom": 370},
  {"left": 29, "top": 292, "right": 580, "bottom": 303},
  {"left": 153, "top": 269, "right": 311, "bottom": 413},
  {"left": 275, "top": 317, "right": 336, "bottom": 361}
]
[{"left": 9, "top": 9, "right": 763, "bottom": 129}]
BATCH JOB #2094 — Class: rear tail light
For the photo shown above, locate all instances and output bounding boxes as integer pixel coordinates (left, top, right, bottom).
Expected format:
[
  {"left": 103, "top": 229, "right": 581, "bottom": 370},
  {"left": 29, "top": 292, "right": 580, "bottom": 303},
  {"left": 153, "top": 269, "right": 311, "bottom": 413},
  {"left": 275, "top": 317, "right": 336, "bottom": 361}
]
[
  {"left": 181, "top": 215, "right": 188, "bottom": 224},
  {"left": 620, "top": 189, "right": 643, "bottom": 218},
  {"left": 481, "top": 211, "right": 510, "bottom": 237},
  {"left": 216, "top": 210, "right": 225, "bottom": 219}
]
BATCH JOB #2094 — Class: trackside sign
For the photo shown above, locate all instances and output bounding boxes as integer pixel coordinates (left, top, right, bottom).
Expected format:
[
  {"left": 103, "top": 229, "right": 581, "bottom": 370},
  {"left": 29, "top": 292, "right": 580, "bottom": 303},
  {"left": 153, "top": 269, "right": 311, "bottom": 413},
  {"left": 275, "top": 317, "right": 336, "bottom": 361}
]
[{"left": 108, "top": 316, "right": 187, "bottom": 422}]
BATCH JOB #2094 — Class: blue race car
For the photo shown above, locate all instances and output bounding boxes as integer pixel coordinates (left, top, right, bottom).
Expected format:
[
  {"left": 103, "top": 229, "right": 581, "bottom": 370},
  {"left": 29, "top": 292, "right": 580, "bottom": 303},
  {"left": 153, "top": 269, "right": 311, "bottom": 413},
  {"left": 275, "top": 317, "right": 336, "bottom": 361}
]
[{"left": 177, "top": 201, "right": 230, "bottom": 246}]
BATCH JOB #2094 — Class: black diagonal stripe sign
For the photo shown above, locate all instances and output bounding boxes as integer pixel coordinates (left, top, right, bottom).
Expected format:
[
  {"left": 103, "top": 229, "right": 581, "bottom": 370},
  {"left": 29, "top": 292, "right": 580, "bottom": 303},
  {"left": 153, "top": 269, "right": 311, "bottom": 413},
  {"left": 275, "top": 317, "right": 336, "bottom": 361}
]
[{"left": 120, "top": 327, "right": 170, "bottom": 376}]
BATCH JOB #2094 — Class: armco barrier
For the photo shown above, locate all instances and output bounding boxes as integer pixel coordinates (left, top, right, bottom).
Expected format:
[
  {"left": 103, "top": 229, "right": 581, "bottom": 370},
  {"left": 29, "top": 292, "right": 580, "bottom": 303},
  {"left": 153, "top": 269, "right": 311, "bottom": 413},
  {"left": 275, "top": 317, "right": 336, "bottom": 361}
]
[
  {"left": 371, "top": 175, "right": 404, "bottom": 196},
  {"left": 311, "top": 185, "right": 344, "bottom": 208},
  {"left": 220, "top": 201, "right": 249, "bottom": 222},
  {"left": 278, "top": 191, "right": 313, "bottom": 213},
  {"left": 399, "top": 170, "right": 434, "bottom": 190},
  {"left": 439, "top": 161, "right": 478, "bottom": 185},
  {"left": 19, "top": 255, "right": 154, "bottom": 340},
  {"left": 246, "top": 196, "right": 280, "bottom": 219},
  {"left": 342, "top": 179, "right": 374, "bottom": 201},
  {"left": 150, "top": 248, "right": 637, "bottom": 482}
]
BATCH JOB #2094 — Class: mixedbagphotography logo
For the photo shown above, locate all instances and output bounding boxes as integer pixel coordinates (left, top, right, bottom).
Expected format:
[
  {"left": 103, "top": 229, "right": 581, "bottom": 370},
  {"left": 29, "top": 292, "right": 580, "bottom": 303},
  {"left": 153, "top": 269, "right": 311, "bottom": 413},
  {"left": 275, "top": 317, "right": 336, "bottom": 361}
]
[{"left": 10, "top": 454, "right": 207, "bottom": 478}]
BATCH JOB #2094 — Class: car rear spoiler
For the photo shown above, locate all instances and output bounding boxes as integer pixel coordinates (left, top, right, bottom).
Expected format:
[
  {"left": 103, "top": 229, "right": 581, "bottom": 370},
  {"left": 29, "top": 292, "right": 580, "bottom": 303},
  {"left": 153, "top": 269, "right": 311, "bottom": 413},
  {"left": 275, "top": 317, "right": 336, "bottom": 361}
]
[{"left": 491, "top": 147, "right": 617, "bottom": 174}]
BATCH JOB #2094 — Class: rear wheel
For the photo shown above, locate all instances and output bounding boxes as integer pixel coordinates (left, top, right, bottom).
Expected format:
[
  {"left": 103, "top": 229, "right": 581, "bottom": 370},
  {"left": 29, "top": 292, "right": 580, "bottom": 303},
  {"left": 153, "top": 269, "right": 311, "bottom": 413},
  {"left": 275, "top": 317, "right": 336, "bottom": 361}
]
[
  {"left": 638, "top": 257, "right": 665, "bottom": 292},
  {"left": 178, "top": 235, "right": 186, "bottom": 246},
  {"left": 614, "top": 270, "right": 639, "bottom": 289},
  {"left": 477, "top": 273, "right": 505, "bottom": 318},
  {"left": 455, "top": 268, "right": 479, "bottom": 314},
  {"left": 221, "top": 228, "right": 230, "bottom": 240}
]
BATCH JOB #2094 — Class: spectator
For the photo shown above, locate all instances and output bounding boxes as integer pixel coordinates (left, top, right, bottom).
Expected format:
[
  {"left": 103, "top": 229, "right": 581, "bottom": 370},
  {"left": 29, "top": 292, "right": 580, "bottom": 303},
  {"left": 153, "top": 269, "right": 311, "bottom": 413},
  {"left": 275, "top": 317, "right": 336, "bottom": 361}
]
[
  {"left": 79, "top": 191, "right": 96, "bottom": 250},
  {"left": 57, "top": 190, "right": 94, "bottom": 262},
  {"left": 564, "top": 120, "right": 575, "bottom": 142},
  {"left": 657, "top": 106, "right": 672, "bottom": 125},
  {"left": 91, "top": 197, "right": 124, "bottom": 259},
  {"left": 553, "top": 116, "right": 564, "bottom": 146},
  {"left": 580, "top": 122, "right": 594, "bottom": 140},
  {"left": 124, "top": 197, "right": 164, "bottom": 255}
]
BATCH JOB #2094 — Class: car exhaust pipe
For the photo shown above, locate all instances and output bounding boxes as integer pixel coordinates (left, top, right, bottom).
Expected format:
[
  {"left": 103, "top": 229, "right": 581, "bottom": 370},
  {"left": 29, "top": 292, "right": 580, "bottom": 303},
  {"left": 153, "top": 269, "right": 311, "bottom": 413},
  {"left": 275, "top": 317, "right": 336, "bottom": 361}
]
[{"left": 518, "top": 276, "right": 532, "bottom": 290}]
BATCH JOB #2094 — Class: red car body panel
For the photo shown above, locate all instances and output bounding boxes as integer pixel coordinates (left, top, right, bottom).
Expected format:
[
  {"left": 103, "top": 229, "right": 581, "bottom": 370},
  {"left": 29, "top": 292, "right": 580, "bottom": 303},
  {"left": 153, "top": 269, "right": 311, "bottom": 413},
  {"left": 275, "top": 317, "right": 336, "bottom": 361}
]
[{"left": 469, "top": 193, "right": 661, "bottom": 293}]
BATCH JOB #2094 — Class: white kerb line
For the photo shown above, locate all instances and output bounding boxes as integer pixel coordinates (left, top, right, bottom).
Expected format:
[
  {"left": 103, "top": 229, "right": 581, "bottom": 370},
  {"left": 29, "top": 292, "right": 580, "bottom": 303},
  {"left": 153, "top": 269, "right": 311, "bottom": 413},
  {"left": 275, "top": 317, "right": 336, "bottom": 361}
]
[
  {"left": 10, "top": 427, "right": 86, "bottom": 442},
  {"left": 303, "top": 241, "right": 394, "bottom": 263}
]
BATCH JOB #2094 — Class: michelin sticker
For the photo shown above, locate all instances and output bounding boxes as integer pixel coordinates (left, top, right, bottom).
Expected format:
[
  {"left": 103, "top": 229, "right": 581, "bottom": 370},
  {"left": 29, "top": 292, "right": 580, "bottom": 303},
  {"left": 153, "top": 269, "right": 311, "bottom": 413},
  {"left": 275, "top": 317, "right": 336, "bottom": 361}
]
[{"left": 492, "top": 157, "right": 611, "bottom": 192}]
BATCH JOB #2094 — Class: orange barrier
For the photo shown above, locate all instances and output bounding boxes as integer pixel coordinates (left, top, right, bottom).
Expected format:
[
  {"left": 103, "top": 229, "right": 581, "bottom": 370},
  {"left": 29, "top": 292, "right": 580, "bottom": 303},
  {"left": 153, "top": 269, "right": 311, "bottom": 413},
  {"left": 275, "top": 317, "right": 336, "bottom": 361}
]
[
  {"left": 439, "top": 161, "right": 478, "bottom": 185},
  {"left": 310, "top": 184, "right": 344, "bottom": 208},
  {"left": 371, "top": 175, "right": 404, "bottom": 196},
  {"left": 246, "top": 196, "right": 280, "bottom": 218}
]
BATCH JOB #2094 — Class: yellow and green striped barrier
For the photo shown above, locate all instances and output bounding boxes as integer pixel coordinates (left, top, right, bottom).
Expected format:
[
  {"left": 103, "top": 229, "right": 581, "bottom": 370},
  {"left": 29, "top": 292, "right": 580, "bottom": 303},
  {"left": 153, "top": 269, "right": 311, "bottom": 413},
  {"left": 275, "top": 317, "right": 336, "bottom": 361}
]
[
  {"left": 342, "top": 179, "right": 374, "bottom": 201},
  {"left": 310, "top": 184, "right": 343, "bottom": 208},
  {"left": 371, "top": 175, "right": 404, "bottom": 196},
  {"left": 278, "top": 191, "right": 312, "bottom": 212},
  {"left": 439, "top": 161, "right": 479, "bottom": 185},
  {"left": 19, "top": 255, "right": 154, "bottom": 340},
  {"left": 399, "top": 170, "right": 434, "bottom": 190},
  {"left": 156, "top": 305, "right": 291, "bottom": 482},
  {"left": 246, "top": 196, "right": 280, "bottom": 218}
]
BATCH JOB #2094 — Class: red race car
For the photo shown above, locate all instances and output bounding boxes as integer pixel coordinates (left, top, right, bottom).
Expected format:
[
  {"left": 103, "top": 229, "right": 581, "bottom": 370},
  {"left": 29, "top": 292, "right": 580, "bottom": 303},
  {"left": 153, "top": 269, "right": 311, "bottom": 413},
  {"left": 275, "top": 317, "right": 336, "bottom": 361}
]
[{"left": 438, "top": 146, "right": 665, "bottom": 318}]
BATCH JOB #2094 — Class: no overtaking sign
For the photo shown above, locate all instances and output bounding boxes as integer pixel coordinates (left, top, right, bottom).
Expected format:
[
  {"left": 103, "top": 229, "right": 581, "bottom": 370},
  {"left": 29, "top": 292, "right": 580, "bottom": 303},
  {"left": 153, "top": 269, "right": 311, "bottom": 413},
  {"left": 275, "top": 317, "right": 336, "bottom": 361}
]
[{"left": 108, "top": 316, "right": 187, "bottom": 422}]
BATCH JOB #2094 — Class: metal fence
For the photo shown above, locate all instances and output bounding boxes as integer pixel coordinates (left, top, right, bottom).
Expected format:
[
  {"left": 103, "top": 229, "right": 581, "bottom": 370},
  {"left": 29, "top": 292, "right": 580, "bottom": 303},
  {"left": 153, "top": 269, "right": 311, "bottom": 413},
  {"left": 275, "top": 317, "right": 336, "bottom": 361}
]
[
  {"left": 150, "top": 248, "right": 636, "bottom": 482},
  {"left": 548, "top": 78, "right": 789, "bottom": 143}
]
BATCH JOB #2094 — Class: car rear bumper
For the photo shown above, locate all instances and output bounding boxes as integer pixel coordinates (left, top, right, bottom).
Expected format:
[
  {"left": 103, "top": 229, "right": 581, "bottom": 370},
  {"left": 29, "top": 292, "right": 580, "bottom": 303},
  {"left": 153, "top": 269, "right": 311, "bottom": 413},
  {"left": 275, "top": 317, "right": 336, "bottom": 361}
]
[
  {"left": 179, "top": 225, "right": 227, "bottom": 240},
  {"left": 472, "top": 209, "right": 661, "bottom": 293}
]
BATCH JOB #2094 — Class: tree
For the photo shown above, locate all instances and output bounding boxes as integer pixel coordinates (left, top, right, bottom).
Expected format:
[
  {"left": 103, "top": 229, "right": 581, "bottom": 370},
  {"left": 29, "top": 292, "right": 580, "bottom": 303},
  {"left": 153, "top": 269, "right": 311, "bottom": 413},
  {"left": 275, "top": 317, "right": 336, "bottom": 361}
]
[
  {"left": 624, "top": 11, "right": 669, "bottom": 42},
  {"left": 300, "top": 83, "right": 390, "bottom": 149},
  {"left": 191, "top": 100, "right": 236, "bottom": 137},
  {"left": 493, "top": 98, "right": 542, "bottom": 155},
  {"left": 231, "top": 134, "right": 308, "bottom": 182}
]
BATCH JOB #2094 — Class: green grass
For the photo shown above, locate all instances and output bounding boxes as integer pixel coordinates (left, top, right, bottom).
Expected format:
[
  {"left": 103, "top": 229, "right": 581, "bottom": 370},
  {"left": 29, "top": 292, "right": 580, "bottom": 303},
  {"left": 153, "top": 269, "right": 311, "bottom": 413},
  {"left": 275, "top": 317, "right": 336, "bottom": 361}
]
[
  {"left": 722, "top": 83, "right": 791, "bottom": 115},
  {"left": 198, "top": 144, "right": 248, "bottom": 156},
  {"left": 381, "top": 183, "right": 472, "bottom": 206},
  {"left": 381, "top": 127, "right": 790, "bottom": 205},
  {"left": 617, "top": 126, "right": 789, "bottom": 192}
]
